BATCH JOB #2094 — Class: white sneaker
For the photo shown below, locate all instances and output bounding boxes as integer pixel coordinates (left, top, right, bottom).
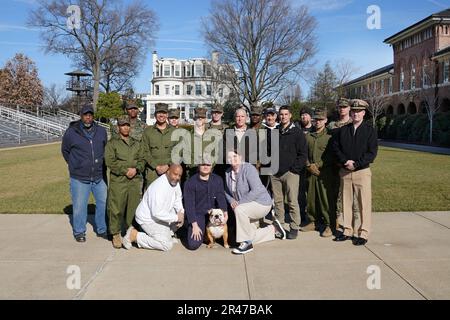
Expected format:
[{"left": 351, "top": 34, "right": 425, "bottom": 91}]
[{"left": 122, "top": 226, "right": 135, "bottom": 250}]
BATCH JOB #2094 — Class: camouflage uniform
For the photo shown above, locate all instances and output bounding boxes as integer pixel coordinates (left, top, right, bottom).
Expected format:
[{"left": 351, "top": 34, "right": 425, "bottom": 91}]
[{"left": 111, "top": 118, "right": 147, "bottom": 142}]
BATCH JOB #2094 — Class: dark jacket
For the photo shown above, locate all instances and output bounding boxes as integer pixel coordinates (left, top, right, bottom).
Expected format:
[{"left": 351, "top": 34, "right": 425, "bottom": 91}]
[
  {"left": 333, "top": 121, "right": 378, "bottom": 171},
  {"left": 61, "top": 120, "right": 108, "bottom": 181},
  {"left": 275, "top": 122, "right": 308, "bottom": 176},
  {"left": 183, "top": 173, "right": 228, "bottom": 225}
]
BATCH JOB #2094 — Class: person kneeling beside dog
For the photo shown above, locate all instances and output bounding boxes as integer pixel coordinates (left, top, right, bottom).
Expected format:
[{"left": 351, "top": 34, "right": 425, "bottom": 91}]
[
  {"left": 183, "top": 158, "right": 229, "bottom": 250},
  {"left": 122, "top": 164, "right": 185, "bottom": 251}
]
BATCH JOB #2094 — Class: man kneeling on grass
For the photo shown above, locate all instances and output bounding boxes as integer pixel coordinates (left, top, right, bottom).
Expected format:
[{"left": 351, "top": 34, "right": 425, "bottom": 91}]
[{"left": 122, "top": 164, "right": 185, "bottom": 251}]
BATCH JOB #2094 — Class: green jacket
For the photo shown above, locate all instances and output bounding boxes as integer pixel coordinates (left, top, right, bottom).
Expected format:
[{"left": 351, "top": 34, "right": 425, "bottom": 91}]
[
  {"left": 306, "top": 129, "right": 334, "bottom": 170},
  {"left": 206, "top": 122, "right": 229, "bottom": 133},
  {"left": 141, "top": 124, "right": 176, "bottom": 170},
  {"left": 105, "top": 136, "right": 145, "bottom": 182},
  {"left": 110, "top": 119, "right": 147, "bottom": 142}
]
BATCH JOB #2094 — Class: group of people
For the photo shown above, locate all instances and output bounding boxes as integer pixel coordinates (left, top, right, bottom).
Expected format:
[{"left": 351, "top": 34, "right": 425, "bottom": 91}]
[{"left": 61, "top": 97, "right": 378, "bottom": 255}]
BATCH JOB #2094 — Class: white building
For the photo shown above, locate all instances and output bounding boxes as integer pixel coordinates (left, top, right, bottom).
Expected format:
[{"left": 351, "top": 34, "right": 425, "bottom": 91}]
[{"left": 143, "top": 51, "right": 235, "bottom": 125}]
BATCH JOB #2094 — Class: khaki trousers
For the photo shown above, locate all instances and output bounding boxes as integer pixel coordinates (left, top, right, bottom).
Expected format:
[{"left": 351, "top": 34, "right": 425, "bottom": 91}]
[
  {"left": 271, "top": 171, "right": 300, "bottom": 231},
  {"left": 340, "top": 168, "right": 372, "bottom": 240},
  {"left": 235, "top": 202, "right": 274, "bottom": 244}
]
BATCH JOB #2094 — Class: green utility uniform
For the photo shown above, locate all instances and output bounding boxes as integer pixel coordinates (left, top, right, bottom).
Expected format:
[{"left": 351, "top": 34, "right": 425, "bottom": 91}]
[
  {"left": 141, "top": 124, "right": 176, "bottom": 189},
  {"left": 105, "top": 136, "right": 145, "bottom": 235},
  {"left": 111, "top": 118, "right": 147, "bottom": 141},
  {"left": 306, "top": 129, "right": 336, "bottom": 229}
]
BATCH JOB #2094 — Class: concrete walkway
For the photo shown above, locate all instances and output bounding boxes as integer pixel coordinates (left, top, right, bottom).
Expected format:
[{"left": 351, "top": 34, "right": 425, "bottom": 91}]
[
  {"left": 0, "top": 212, "right": 449, "bottom": 300},
  {"left": 379, "top": 140, "right": 450, "bottom": 155}
]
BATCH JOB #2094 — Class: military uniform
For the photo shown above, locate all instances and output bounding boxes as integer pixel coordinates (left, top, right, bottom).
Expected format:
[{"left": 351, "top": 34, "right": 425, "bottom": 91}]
[
  {"left": 105, "top": 116, "right": 145, "bottom": 237},
  {"left": 204, "top": 103, "right": 228, "bottom": 178},
  {"left": 140, "top": 103, "right": 176, "bottom": 189},
  {"left": 168, "top": 108, "right": 181, "bottom": 128},
  {"left": 110, "top": 104, "right": 147, "bottom": 141},
  {"left": 305, "top": 110, "right": 336, "bottom": 233}
]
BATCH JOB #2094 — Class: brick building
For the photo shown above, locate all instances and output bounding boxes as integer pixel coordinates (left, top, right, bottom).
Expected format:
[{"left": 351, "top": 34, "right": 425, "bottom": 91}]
[{"left": 343, "top": 9, "right": 450, "bottom": 115}]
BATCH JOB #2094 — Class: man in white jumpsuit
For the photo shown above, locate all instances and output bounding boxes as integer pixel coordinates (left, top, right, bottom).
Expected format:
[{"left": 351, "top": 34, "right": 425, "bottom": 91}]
[{"left": 122, "top": 164, "right": 185, "bottom": 251}]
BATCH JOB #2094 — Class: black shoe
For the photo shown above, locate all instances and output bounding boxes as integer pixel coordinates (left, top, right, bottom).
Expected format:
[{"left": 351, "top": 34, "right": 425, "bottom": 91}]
[
  {"left": 232, "top": 242, "right": 254, "bottom": 254},
  {"left": 334, "top": 234, "right": 352, "bottom": 242},
  {"left": 75, "top": 234, "right": 86, "bottom": 243},
  {"left": 273, "top": 219, "right": 286, "bottom": 240},
  {"left": 353, "top": 237, "right": 368, "bottom": 246},
  {"left": 96, "top": 232, "right": 108, "bottom": 240},
  {"left": 286, "top": 229, "right": 298, "bottom": 240}
]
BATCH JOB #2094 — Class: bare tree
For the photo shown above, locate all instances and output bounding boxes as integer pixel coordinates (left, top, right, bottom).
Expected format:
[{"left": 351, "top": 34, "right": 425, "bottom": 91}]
[
  {"left": 335, "top": 58, "right": 360, "bottom": 98},
  {"left": 278, "top": 84, "right": 302, "bottom": 105},
  {"left": 419, "top": 60, "right": 440, "bottom": 144},
  {"left": 43, "top": 84, "right": 70, "bottom": 110},
  {"left": 0, "top": 53, "right": 44, "bottom": 107},
  {"left": 202, "top": 0, "right": 317, "bottom": 107},
  {"left": 28, "top": 0, "right": 159, "bottom": 110},
  {"left": 362, "top": 84, "right": 387, "bottom": 128}
]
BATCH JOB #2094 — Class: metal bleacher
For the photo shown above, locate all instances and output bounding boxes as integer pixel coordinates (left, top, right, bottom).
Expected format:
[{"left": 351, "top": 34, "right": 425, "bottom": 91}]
[{"left": 0, "top": 105, "right": 109, "bottom": 147}]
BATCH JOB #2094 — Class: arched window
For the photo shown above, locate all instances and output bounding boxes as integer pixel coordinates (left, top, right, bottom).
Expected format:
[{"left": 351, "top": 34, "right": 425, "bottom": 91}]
[
  {"left": 400, "top": 67, "right": 404, "bottom": 91},
  {"left": 411, "top": 64, "right": 416, "bottom": 89}
]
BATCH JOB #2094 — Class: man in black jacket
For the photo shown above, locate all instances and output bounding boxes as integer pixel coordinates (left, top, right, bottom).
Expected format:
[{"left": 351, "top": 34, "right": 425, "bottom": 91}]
[
  {"left": 61, "top": 105, "right": 108, "bottom": 243},
  {"left": 333, "top": 99, "right": 378, "bottom": 246},
  {"left": 271, "top": 105, "right": 308, "bottom": 239}
]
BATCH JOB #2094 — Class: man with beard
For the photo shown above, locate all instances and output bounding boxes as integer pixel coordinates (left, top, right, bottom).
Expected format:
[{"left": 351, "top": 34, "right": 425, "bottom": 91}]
[{"left": 122, "top": 164, "right": 185, "bottom": 251}]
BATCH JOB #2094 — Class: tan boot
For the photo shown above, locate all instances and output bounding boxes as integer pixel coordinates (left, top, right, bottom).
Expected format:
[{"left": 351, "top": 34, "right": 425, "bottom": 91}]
[
  {"left": 300, "top": 222, "right": 316, "bottom": 232},
  {"left": 321, "top": 226, "right": 333, "bottom": 238},
  {"left": 112, "top": 234, "right": 122, "bottom": 249}
]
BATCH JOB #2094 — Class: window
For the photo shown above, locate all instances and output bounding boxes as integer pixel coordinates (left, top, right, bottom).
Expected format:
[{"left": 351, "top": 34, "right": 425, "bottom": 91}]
[
  {"left": 174, "top": 65, "right": 181, "bottom": 77},
  {"left": 163, "top": 65, "right": 170, "bottom": 77},
  {"left": 206, "top": 65, "right": 212, "bottom": 77},
  {"left": 411, "top": 64, "right": 416, "bottom": 89},
  {"left": 195, "top": 64, "right": 203, "bottom": 77},
  {"left": 155, "top": 85, "right": 159, "bottom": 96},
  {"left": 445, "top": 60, "right": 449, "bottom": 83},
  {"left": 219, "top": 87, "right": 223, "bottom": 98},
  {"left": 165, "top": 85, "right": 170, "bottom": 95},
  {"left": 422, "top": 64, "right": 427, "bottom": 87},
  {"left": 195, "top": 84, "right": 202, "bottom": 95},
  {"left": 186, "top": 85, "right": 192, "bottom": 95},
  {"left": 206, "top": 84, "right": 212, "bottom": 96},
  {"left": 155, "top": 65, "right": 160, "bottom": 77},
  {"left": 175, "top": 85, "right": 180, "bottom": 95},
  {"left": 380, "top": 79, "right": 384, "bottom": 95},
  {"left": 389, "top": 77, "right": 393, "bottom": 93},
  {"left": 400, "top": 67, "right": 404, "bottom": 91},
  {"left": 186, "top": 65, "right": 191, "bottom": 77}
]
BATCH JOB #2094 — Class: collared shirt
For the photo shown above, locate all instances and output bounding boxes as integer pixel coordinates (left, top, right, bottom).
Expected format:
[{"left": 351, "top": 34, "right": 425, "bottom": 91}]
[
  {"left": 135, "top": 174, "right": 184, "bottom": 226},
  {"left": 234, "top": 126, "right": 247, "bottom": 143}
]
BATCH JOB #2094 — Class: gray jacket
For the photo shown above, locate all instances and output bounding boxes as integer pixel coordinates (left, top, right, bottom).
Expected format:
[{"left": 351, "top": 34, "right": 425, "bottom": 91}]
[{"left": 224, "top": 163, "right": 272, "bottom": 206}]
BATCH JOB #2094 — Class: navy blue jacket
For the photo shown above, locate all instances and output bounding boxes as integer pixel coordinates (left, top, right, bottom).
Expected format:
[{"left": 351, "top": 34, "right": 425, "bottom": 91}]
[
  {"left": 61, "top": 120, "right": 108, "bottom": 181},
  {"left": 183, "top": 173, "right": 228, "bottom": 225},
  {"left": 332, "top": 121, "right": 378, "bottom": 171}
]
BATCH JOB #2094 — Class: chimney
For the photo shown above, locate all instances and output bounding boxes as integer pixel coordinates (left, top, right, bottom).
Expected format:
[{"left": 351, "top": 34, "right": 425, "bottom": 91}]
[
  {"left": 152, "top": 51, "right": 158, "bottom": 63},
  {"left": 212, "top": 51, "right": 219, "bottom": 66}
]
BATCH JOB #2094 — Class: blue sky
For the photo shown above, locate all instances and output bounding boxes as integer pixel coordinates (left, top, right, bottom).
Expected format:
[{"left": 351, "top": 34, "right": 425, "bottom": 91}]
[{"left": 0, "top": 0, "right": 446, "bottom": 97}]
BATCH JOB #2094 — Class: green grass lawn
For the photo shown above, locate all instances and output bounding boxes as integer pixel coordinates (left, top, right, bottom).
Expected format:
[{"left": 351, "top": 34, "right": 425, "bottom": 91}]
[{"left": 0, "top": 143, "right": 449, "bottom": 213}]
